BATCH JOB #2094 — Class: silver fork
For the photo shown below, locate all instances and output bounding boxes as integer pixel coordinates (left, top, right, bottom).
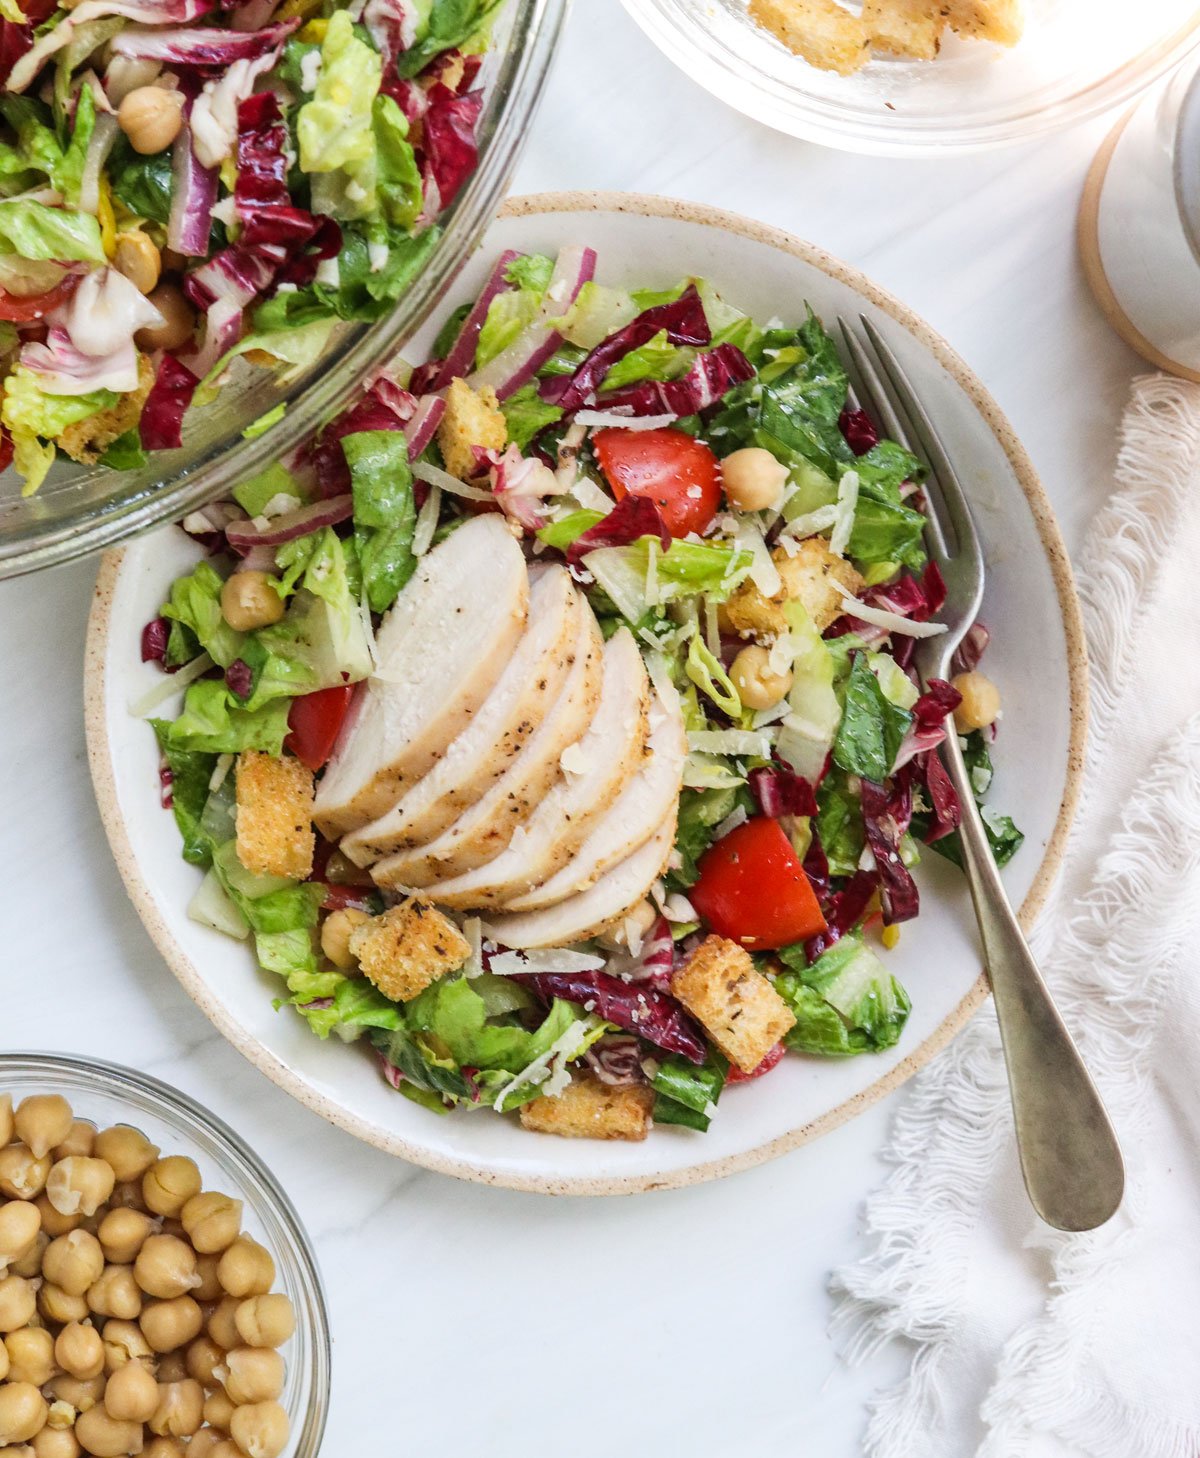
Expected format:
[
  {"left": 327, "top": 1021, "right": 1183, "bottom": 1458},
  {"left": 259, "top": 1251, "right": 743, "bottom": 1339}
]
[{"left": 838, "top": 313, "right": 1124, "bottom": 1233}]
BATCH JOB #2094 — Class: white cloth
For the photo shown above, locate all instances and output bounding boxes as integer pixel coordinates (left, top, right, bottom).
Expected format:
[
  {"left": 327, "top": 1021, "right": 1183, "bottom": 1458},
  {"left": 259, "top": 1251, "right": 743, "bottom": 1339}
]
[{"left": 830, "top": 375, "right": 1200, "bottom": 1458}]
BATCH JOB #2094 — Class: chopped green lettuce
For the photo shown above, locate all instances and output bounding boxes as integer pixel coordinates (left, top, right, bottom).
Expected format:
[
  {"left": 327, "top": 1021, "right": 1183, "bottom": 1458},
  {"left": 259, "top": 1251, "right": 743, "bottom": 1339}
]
[
  {"left": 774, "top": 599, "right": 841, "bottom": 784},
  {"left": 652, "top": 1050, "right": 727, "bottom": 1131},
  {"left": 776, "top": 933, "right": 910, "bottom": 1055},
  {"left": 584, "top": 536, "right": 753, "bottom": 626},
  {"left": 395, "top": 0, "right": 505, "bottom": 78},
  {"left": 0, "top": 197, "right": 105, "bottom": 261},
  {"left": 297, "top": 11, "right": 381, "bottom": 217},
  {"left": 501, "top": 383, "right": 563, "bottom": 450},
  {"left": 832, "top": 653, "right": 912, "bottom": 783},
  {"left": 814, "top": 768, "right": 864, "bottom": 878},
  {"left": 150, "top": 727, "right": 218, "bottom": 868},
  {"left": 343, "top": 429, "right": 417, "bottom": 613},
  {"left": 157, "top": 682, "right": 292, "bottom": 756}
]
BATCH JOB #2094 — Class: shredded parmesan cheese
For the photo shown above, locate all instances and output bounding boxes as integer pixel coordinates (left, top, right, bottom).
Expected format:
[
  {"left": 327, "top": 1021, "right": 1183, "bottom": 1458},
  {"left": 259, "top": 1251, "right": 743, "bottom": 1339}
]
[
  {"left": 412, "top": 460, "right": 494, "bottom": 502},
  {"left": 837, "top": 593, "right": 949, "bottom": 637},
  {"left": 130, "top": 652, "right": 215, "bottom": 718},
  {"left": 829, "top": 469, "right": 860, "bottom": 557}
]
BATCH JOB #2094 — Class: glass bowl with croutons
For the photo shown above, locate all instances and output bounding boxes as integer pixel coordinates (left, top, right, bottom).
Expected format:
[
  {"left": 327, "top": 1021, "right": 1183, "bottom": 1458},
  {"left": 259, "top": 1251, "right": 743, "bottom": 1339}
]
[
  {"left": 620, "top": 0, "right": 1200, "bottom": 154},
  {"left": 0, "top": 1052, "right": 329, "bottom": 1458}
]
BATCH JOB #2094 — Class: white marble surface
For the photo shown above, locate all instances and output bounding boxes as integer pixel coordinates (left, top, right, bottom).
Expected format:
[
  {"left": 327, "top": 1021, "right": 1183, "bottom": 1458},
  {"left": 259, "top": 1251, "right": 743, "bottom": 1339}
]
[{"left": 0, "top": 3, "right": 1145, "bottom": 1452}]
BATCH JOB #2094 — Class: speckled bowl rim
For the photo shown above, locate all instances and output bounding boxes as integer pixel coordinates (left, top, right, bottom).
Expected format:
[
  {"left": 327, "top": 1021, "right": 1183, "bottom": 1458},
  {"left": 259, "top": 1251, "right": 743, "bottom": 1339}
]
[{"left": 84, "top": 191, "right": 1088, "bottom": 1197}]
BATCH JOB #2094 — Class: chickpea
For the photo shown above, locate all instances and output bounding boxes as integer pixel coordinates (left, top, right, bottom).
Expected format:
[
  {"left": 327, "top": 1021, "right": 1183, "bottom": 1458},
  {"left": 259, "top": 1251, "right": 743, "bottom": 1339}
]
[
  {"left": 721, "top": 447, "right": 789, "bottom": 513},
  {"left": 193, "top": 1255, "right": 222, "bottom": 1304},
  {"left": 155, "top": 1351, "right": 186, "bottom": 1384},
  {"left": 951, "top": 670, "right": 1001, "bottom": 733},
  {"left": 56, "top": 1323, "right": 105, "bottom": 1381},
  {"left": 74, "top": 1406, "right": 143, "bottom": 1458},
  {"left": 230, "top": 1401, "right": 288, "bottom": 1458},
  {"left": 0, "top": 1093, "right": 12, "bottom": 1145},
  {"left": 216, "top": 1239, "right": 273, "bottom": 1301},
  {"left": 15, "top": 1097, "right": 75, "bottom": 1161},
  {"left": 208, "top": 1444, "right": 241, "bottom": 1458},
  {"left": 95, "top": 1210, "right": 153, "bottom": 1268},
  {"left": 0, "top": 1146, "right": 52, "bottom": 1201},
  {"left": 46, "top": 1160, "right": 115, "bottom": 1221},
  {"left": 142, "top": 1160, "right": 200, "bottom": 1221},
  {"left": 45, "top": 1376, "right": 104, "bottom": 1414},
  {"left": 106, "top": 1185, "right": 148, "bottom": 1216},
  {"left": 34, "top": 1427, "right": 83, "bottom": 1458},
  {"left": 133, "top": 1236, "right": 199, "bottom": 1301},
  {"left": 0, "top": 1382, "right": 48, "bottom": 1444},
  {"left": 179, "top": 1195, "right": 241, "bottom": 1258},
  {"left": 5, "top": 1326, "right": 58, "bottom": 1385},
  {"left": 729, "top": 644, "right": 794, "bottom": 711},
  {"left": 117, "top": 85, "right": 184, "bottom": 154},
  {"left": 205, "top": 1299, "right": 241, "bottom": 1352},
  {"left": 140, "top": 1297, "right": 202, "bottom": 1354},
  {"left": 319, "top": 908, "right": 369, "bottom": 970},
  {"left": 55, "top": 1122, "right": 97, "bottom": 1162},
  {"left": 105, "top": 1360, "right": 160, "bottom": 1423},
  {"left": 113, "top": 231, "right": 161, "bottom": 297},
  {"left": 101, "top": 1321, "right": 153, "bottom": 1375},
  {"left": 221, "top": 1348, "right": 284, "bottom": 1406},
  {"left": 0, "top": 1275, "right": 37, "bottom": 1331},
  {"left": 184, "top": 1433, "right": 223, "bottom": 1458},
  {"left": 44, "top": 1231, "right": 106, "bottom": 1297},
  {"left": 94, "top": 1131, "right": 159, "bottom": 1187},
  {"left": 0, "top": 1338, "right": 8, "bottom": 1380},
  {"left": 10, "top": 1230, "right": 46, "bottom": 1281},
  {"left": 89, "top": 1266, "right": 143, "bottom": 1322},
  {"left": 45, "top": 1401, "right": 77, "bottom": 1433},
  {"left": 185, "top": 1337, "right": 223, "bottom": 1389},
  {"left": 219, "top": 572, "right": 284, "bottom": 635},
  {"left": 201, "top": 1391, "right": 233, "bottom": 1432},
  {"left": 134, "top": 284, "right": 195, "bottom": 353},
  {"left": 42, "top": 1283, "right": 90, "bottom": 1326},
  {"left": 144, "top": 1441, "right": 185, "bottom": 1458},
  {"left": 36, "top": 1195, "right": 84, "bottom": 1239},
  {"left": 233, "top": 1295, "right": 293, "bottom": 1351},
  {"left": 148, "top": 1380, "right": 202, "bottom": 1440},
  {"left": 0, "top": 1199, "right": 42, "bottom": 1268}
]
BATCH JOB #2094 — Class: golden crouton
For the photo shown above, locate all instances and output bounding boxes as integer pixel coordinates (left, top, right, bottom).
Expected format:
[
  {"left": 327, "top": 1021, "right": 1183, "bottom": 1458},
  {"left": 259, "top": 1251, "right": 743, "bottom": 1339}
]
[
  {"left": 348, "top": 898, "right": 470, "bottom": 1004},
  {"left": 671, "top": 936, "right": 796, "bottom": 1074},
  {"left": 724, "top": 537, "right": 864, "bottom": 640},
  {"left": 863, "top": 0, "right": 944, "bottom": 58},
  {"left": 58, "top": 353, "right": 155, "bottom": 465},
  {"left": 235, "top": 752, "right": 315, "bottom": 880},
  {"left": 518, "top": 1076, "right": 655, "bottom": 1141},
  {"left": 748, "top": 0, "right": 868, "bottom": 76},
  {"left": 942, "top": 0, "right": 1022, "bottom": 45},
  {"left": 437, "top": 377, "right": 507, "bottom": 481}
]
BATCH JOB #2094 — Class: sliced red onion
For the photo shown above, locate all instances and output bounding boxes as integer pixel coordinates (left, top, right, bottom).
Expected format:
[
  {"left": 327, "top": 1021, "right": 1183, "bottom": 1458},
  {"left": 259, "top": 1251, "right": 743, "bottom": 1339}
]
[
  {"left": 467, "top": 245, "right": 596, "bottom": 401},
  {"left": 78, "top": 112, "right": 118, "bottom": 217},
  {"left": 238, "top": 543, "right": 278, "bottom": 573},
  {"left": 225, "top": 494, "right": 353, "bottom": 550},
  {"left": 6, "top": 0, "right": 215, "bottom": 91},
  {"left": 432, "top": 248, "right": 522, "bottom": 390},
  {"left": 168, "top": 107, "right": 217, "bottom": 257},
  {"left": 405, "top": 393, "right": 445, "bottom": 460}
]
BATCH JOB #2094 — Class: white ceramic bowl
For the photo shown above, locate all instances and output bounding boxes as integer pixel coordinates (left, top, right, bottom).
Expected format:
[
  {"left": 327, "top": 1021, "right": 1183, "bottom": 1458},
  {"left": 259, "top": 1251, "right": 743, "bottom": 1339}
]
[{"left": 85, "top": 193, "right": 1086, "bottom": 1195}]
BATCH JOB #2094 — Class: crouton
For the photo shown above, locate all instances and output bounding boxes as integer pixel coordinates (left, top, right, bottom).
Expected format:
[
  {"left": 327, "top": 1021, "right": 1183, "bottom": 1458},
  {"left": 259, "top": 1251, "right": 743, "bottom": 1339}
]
[
  {"left": 942, "top": 0, "right": 1022, "bottom": 45},
  {"left": 348, "top": 898, "right": 470, "bottom": 1004},
  {"left": 863, "top": 0, "right": 944, "bottom": 58},
  {"left": 748, "top": 0, "right": 869, "bottom": 76},
  {"left": 518, "top": 1076, "right": 655, "bottom": 1141},
  {"left": 724, "top": 536, "right": 864, "bottom": 640},
  {"left": 57, "top": 353, "right": 155, "bottom": 465},
  {"left": 235, "top": 752, "right": 315, "bottom": 880},
  {"left": 671, "top": 936, "right": 796, "bottom": 1074},
  {"left": 437, "top": 377, "right": 507, "bottom": 481}
]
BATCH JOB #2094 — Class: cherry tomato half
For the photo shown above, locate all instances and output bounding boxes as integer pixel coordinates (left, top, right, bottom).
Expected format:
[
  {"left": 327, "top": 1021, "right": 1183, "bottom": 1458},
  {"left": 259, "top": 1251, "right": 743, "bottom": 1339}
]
[
  {"left": 725, "top": 1041, "right": 786, "bottom": 1084},
  {"left": 284, "top": 684, "right": 354, "bottom": 772},
  {"left": 592, "top": 426, "right": 721, "bottom": 538},
  {"left": 0, "top": 275, "right": 78, "bottom": 323},
  {"left": 690, "top": 816, "right": 826, "bottom": 951}
]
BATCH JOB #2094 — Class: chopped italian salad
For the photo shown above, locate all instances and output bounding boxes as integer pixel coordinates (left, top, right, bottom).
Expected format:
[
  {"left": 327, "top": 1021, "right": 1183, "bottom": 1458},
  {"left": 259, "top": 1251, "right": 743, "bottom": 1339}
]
[
  {"left": 0, "top": 0, "right": 502, "bottom": 493},
  {"left": 141, "top": 245, "right": 1022, "bottom": 1140}
]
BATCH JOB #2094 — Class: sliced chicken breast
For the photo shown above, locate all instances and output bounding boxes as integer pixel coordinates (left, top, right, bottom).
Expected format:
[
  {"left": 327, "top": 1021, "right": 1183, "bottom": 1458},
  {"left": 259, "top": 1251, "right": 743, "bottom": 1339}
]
[
  {"left": 314, "top": 516, "right": 528, "bottom": 839},
  {"left": 501, "top": 685, "right": 685, "bottom": 913},
  {"left": 340, "top": 567, "right": 578, "bottom": 867},
  {"left": 419, "top": 629, "right": 650, "bottom": 910},
  {"left": 371, "top": 597, "right": 605, "bottom": 889},
  {"left": 481, "top": 815, "right": 677, "bottom": 950}
]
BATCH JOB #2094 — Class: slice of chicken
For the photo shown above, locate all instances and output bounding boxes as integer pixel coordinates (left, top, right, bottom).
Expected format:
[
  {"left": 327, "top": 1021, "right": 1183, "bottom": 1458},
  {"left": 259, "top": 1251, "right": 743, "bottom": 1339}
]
[
  {"left": 419, "top": 628, "right": 651, "bottom": 910},
  {"left": 370, "top": 595, "right": 605, "bottom": 889},
  {"left": 501, "top": 684, "right": 685, "bottom": 913},
  {"left": 314, "top": 516, "right": 527, "bottom": 839},
  {"left": 481, "top": 814, "right": 677, "bottom": 950},
  {"left": 340, "top": 567, "right": 578, "bottom": 868}
]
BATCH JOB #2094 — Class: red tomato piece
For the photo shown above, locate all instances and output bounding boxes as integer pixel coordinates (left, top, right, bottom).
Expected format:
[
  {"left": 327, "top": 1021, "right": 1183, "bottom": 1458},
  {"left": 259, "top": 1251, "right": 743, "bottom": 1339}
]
[
  {"left": 690, "top": 816, "right": 827, "bottom": 951},
  {"left": 592, "top": 426, "right": 721, "bottom": 538},
  {"left": 725, "top": 1041, "right": 786, "bottom": 1084},
  {"left": 0, "top": 275, "right": 78, "bottom": 323},
  {"left": 284, "top": 684, "right": 354, "bottom": 772}
]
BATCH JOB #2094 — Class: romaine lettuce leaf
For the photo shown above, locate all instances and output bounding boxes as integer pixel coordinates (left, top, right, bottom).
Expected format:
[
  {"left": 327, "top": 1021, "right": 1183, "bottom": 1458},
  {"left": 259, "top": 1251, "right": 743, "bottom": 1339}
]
[
  {"left": 500, "top": 382, "right": 562, "bottom": 450},
  {"left": 395, "top": 0, "right": 504, "bottom": 78},
  {"left": 161, "top": 560, "right": 245, "bottom": 668},
  {"left": 150, "top": 726, "right": 218, "bottom": 867},
  {"left": 0, "top": 197, "right": 105, "bottom": 261},
  {"left": 159, "top": 681, "right": 291, "bottom": 755},
  {"left": 832, "top": 653, "right": 913, "bottom": 783},
  {"left": 776, "top": 932, "right": 910, "bottom": 1054},
  {"left": 814, "top": 767, "right": 864, "bottom": 878},
  {"left": 297, "top": 12, "right": 381, "bottom": 206},
  {"left": 343, "top": 429, "right": 417, "bottom": 613}
]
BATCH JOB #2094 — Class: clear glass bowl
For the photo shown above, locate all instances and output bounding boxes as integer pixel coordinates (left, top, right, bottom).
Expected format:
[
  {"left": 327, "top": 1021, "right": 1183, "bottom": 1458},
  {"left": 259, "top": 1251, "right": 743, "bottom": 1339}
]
[
  {"left": 620, "top": 0, "right": 1200, "bottom": 155},
  {"left": 0, "top": 0, "right": 569, "bottom": 579},
  {"left": 0, "top": 1051, "right": 330, "bottom": 1458}
]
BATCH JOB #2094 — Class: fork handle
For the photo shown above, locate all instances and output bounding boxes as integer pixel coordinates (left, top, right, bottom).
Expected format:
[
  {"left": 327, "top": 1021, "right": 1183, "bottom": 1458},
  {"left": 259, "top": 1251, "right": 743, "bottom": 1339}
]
[{"left": 938, "top": 729, "right": 1124, "bottom": 1231}]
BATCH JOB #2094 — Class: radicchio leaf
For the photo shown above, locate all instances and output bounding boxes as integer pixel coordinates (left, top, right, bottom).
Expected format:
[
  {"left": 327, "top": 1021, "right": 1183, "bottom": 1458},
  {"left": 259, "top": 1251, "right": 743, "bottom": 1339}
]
[
  {"left": 141, "top": 616, "right": 169, "bottom": 665},
  {"left": 952, "top": 621, "right": 990, "bottom": 675},
  {"left": 892, "top": 677, "right": 962, "bottom": 771},
  {"left": 748, "top": 764, "right": 819, "bottom": 818},
  {"left": 564, "top": 491, "right": 670, "bottom": 568},
  {"left": 594, "top": 342, "right": 755, "bottom": 419},
  {"left": 140, "top": 353, "right": 199, "bottom": 451},
  {"left": 513, "top": 971, "right": 708, "bottom": 1064},
  {"left": 860, "top": 778, "right": 919, "bottom": 926},
  {"left": 109, "top": 15, "right": 297, "bottom": 65},
  {"left": 839, "top": 406, "right": 878, "bottom": 455},
  {"left": 420, "top": 83, "right": 482, "bottom": 216}
]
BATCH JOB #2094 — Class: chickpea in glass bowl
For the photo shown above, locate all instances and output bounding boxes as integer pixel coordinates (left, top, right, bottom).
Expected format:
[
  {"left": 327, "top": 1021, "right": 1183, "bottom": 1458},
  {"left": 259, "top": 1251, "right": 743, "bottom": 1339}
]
[{"left": 0, "top": 1054, "right": 328, "bottom": 1458}]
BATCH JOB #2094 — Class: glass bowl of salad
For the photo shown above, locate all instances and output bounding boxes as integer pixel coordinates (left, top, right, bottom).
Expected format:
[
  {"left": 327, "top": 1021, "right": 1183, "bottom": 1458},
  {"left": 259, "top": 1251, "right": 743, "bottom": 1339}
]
[
  {"left": 0, "top": 1050, "right": 330, "bottom": 1456},
  {"left": 0, "top": 0, "right": 568, "bottom": 579}
]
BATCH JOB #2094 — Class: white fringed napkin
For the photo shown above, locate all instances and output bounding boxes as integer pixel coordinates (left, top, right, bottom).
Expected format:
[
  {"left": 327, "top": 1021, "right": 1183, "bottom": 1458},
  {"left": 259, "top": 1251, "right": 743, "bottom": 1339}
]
[{"left": 831, "top": 375, "right": 1200, "bottom": 1458}]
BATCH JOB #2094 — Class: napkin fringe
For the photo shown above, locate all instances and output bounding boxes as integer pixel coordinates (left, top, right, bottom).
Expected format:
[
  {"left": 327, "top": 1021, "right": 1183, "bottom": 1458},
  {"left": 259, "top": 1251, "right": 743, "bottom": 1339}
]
[{"left": 829, "top": 374, "right": 1200, "bottom": 1458}]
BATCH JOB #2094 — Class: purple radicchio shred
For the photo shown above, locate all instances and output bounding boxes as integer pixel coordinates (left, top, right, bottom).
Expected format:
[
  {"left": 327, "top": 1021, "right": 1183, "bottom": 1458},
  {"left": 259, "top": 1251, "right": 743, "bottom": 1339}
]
[
  {"left": 860, "top": 779, "right": 920, "bottom": 926},
  {"left": 565, "top": 492, "right": 671, "bottom": 568},
  {"left": 225, "top": 659, "right": 253, "bottom": 700},
  {"left": 513, "top": 971, "right": 707, "bottom": 1064},
  {"left": 749, "top": 763, "right": 819, "bottom": 818},
  {"left": 141, "top": 617, "right": 170, "bottom": 666},
  {"left": 804, "top": 869, "right": 878, "bottom": 962},
  {"left": 838, "top": 406, "right": 879, "bottom": 455},
  {"left": 592, "top": 342, "right": 755, "bottom": 418}
]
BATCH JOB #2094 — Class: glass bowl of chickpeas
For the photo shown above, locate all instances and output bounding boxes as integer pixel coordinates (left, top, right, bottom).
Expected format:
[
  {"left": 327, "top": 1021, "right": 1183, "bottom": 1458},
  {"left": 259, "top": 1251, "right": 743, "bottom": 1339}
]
[
  {"left": 0, "top": 1052, "right": 329, "bottom": 1458},
  {"left": 0, "top": 0, "right": 568, "bottom": 581}
]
